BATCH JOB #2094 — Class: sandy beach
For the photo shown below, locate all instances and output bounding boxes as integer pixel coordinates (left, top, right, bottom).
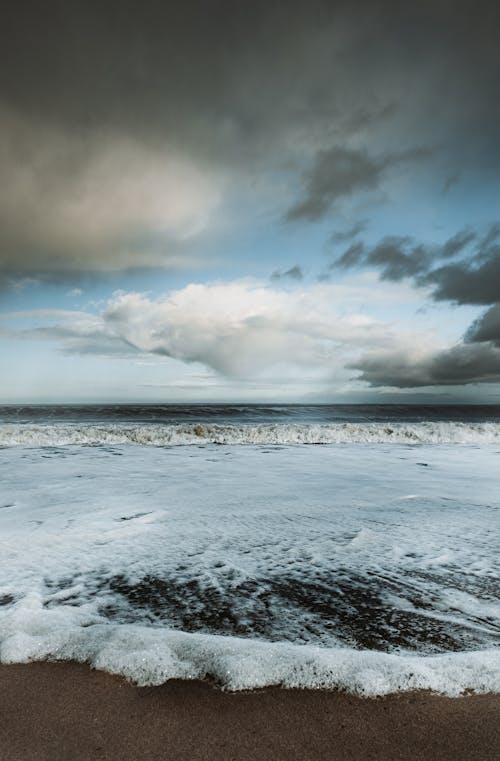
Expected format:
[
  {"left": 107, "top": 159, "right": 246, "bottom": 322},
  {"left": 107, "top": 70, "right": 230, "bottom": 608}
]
[{"left": 0, "top": 662, "right": 498, "bottom": 761}]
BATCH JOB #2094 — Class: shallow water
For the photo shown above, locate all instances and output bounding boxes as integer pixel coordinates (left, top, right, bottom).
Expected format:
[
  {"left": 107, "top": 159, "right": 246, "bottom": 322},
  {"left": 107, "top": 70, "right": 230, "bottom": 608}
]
[{"left": 0, "top": 423, "right": 499, "bottom": 694}]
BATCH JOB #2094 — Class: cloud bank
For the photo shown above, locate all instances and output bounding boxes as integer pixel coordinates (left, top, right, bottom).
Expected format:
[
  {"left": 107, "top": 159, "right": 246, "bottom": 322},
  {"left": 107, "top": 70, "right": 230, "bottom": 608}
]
[
  {"left": 351, "top": 344, "right": 500, "bottom": 388},
  {"left": 1, "top": 1, "right": 500, "bottom": 278}
]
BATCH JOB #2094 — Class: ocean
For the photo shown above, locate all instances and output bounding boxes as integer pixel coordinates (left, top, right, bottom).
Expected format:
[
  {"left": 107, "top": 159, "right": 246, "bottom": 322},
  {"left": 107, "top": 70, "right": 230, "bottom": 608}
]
[{"left": 0, "top": 404, "right": 499, "bottom": 695}]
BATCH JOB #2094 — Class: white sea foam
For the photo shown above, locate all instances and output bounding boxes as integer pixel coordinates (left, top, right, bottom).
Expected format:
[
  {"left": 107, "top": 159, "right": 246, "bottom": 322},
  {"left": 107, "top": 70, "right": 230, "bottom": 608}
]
[
  {"left": 1, "top": 596, "right": 499, "bottom": 695},
  {"left": 1, "top": 420, "right": 500, "bottom": 446},
  {"left": 1, "top": 442, "right": 498, "bottom": 696}
]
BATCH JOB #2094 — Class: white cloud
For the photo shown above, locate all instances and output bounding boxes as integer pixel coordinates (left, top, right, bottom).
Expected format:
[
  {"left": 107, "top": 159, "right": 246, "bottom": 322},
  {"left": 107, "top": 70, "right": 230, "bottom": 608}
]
[{"left": 7, "top": 279, "right": 440, "bottom": 383}]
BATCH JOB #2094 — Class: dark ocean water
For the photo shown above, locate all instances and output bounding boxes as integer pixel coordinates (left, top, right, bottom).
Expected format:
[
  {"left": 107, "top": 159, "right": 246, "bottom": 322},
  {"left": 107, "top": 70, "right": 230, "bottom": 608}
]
[{"left": 1, "top": 403, "right": 500, "bottom": 425}]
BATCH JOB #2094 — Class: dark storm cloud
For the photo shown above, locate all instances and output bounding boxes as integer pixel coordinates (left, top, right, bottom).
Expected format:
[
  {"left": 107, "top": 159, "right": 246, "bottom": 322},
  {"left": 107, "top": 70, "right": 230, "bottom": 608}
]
[
  {"left": 285, "top": 146, "right": 430, "bottom": 222},
  {"left": 420, "top": 223, "right": 500, "bottom": 307},
  {"left": 334, "top": 224, "right": 496, "bottom": 294},
  {"left": 351, "top": 343, "right": 500, "bottom": 388},
  {"left": 1, "top": 0, "right": 500, "bottom": 277},
  {"left": 337, "top": 219, "right": 500, "bottom": 388},
  {"left": 360, "top": 237, "right": 429, "bottom": 281},
  {"left": 2, "top": 0, "right": 403, "bottom": 175},
  {"left": 423, "top": 250, "right": 500, "bottom": 305},
  {"left": 465, "top": 305, "right": 500, "bottom": 346},
  {"left": 369, "top": 239, "right": 429, "bottom": 282},
  {"left": 285, "top": 147, "right": 387, "bottom": 222},
  {"left": 337, "top": 235, "right": 432, "bottom": 281}
]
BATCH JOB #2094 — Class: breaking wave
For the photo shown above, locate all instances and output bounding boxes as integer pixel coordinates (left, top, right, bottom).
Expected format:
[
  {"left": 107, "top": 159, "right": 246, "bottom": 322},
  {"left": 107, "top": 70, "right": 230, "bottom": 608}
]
[{"left": 1, "top": 421, "right": 500, "bottom": 446}]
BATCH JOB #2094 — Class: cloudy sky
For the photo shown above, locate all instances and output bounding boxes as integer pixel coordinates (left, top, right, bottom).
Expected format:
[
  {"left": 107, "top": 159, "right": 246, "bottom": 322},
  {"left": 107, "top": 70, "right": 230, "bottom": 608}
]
[{"left": 1, "top": 0, "right": 500, "bottom": 402}]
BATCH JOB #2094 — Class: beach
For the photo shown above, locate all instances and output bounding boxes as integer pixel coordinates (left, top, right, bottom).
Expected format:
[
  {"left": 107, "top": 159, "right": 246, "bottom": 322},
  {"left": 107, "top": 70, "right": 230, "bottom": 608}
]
[
  {"left": 3, "top": 0, "right": 500, "bottom": 753},
  {"left": 1, "top": 661, "right": 499, "bottom": 761},
  {"left": 1, "top": 405, "right": 499, "bottom": 758}
]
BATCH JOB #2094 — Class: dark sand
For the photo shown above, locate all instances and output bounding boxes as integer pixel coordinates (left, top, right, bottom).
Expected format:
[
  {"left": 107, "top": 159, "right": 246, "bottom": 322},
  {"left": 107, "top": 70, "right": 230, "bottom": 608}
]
[{"left": 0, "top": 662, "right": 498, "bottom": 760}]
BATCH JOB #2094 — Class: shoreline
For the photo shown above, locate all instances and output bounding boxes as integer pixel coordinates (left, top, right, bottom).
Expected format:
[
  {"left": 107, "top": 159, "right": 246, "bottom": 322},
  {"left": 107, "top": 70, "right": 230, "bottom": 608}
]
[{"left": 0, "top": 662, "right": 498, "bottom": 760}]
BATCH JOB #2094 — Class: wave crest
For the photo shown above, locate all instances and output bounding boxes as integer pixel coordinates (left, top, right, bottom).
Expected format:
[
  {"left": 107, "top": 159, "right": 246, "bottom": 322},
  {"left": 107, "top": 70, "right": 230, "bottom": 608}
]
[{"left": 1, "top": 421, "right": 500, "bottom": 446}]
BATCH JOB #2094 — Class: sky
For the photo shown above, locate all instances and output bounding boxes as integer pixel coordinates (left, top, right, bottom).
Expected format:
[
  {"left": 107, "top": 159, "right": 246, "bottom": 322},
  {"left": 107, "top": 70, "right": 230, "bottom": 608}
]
[{"left": 1, "top": 0, "right": 500, "bottom": 403}]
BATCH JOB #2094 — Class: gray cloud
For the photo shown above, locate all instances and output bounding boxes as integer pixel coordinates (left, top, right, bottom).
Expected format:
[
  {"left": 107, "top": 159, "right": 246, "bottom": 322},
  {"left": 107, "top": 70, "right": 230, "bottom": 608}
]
[
  {"left": 0, "top": 116, "right": 221, "bottom": 278},
  {"left": 351, "top": 342, "right": 500, "bottom": 387},
  {"left": 334, "top": 224, "right": 494, "bottom": 295},
  {"left": 478, "top": 223, "right": 500, "bottom": 250},
  {"left": 286, "top": 147, "right": 430, "bottom": 222},
  {"left": 271, "top": 265, "right": 303, "bottom": 282},
  {"left": 32, "top": 328, "right": 138, "bottom": 358},
  {"left": 440, "top": 228, "right": 476, "bottom": 258},
  {"left": 337, "top": 242, "right": 366, "bottom": 269},
  {"left": 1, "top": 1, "right": 500, "bottom": 277},
  {"left": 285, "top": 147, "right": 388, "bottom": 222},
  {"left": 328, "top": 221, "right": 367, "bottom": 245},
  {"left": 465, "top": 304, "right": 500, "bottom": 346},
  {"left": 337, "top": 236, "right": 430, "bottom": 281},
  {"left": 335, "top": 219, "right": 500, "bottom": 387},
  {"left": 367, "top": 238, "right": 429, "bottom": 281},
  {"left": 423, "top": 248, "right": 500, "bottom": 305}
]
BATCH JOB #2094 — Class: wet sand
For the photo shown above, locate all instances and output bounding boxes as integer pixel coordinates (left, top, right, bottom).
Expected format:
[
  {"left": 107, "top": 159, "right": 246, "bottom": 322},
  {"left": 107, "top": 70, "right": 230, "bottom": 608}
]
[{"left": 0, "top": 662, "right": 498, "bottom": 760}]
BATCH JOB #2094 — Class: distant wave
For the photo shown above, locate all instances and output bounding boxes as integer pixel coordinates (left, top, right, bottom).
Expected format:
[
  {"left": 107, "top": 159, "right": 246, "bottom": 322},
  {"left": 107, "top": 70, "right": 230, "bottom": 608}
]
[{"left": 2, "top": 421, "right": 500, "bottom": 446}]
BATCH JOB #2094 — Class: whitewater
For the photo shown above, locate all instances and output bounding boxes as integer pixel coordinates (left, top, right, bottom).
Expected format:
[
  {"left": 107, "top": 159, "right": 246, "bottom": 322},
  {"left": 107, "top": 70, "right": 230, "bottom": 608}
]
[
  {"left": 0, "top": 405, "right": 499, "bottom": 696},
  {"left": 2, "top": 420, "right": 500, "bottom": 446}
]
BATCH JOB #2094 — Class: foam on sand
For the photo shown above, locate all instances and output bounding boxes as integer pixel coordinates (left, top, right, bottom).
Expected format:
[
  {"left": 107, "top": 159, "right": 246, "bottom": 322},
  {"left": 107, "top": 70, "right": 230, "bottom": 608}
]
[{"left": 1, "top": 593, "right": 499, "bottom": 695}]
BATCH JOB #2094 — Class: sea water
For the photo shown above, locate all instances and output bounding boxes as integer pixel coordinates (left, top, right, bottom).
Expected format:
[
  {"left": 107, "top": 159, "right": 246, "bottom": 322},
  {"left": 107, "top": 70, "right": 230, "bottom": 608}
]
[{"left": 0, "top": 405, "right": 499, "bottom": 695}]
